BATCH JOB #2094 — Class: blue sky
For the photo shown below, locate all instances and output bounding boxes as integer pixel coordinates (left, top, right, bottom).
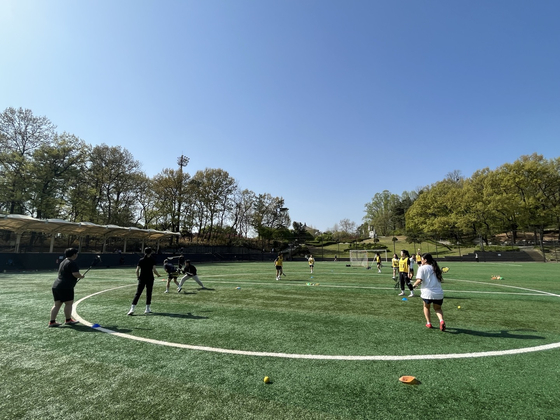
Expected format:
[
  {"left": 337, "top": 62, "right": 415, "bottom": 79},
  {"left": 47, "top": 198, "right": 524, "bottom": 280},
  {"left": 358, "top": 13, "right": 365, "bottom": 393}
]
[{"left": 2, "top": 0, "right": 560, "bottom": 232}]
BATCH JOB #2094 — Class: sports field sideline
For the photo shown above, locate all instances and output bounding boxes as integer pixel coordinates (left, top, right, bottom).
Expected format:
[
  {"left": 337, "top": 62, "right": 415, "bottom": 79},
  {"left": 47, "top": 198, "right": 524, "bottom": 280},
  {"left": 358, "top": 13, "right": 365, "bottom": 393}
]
[{"left": 1, "top": 260, "right": 560, "bottom": 419}]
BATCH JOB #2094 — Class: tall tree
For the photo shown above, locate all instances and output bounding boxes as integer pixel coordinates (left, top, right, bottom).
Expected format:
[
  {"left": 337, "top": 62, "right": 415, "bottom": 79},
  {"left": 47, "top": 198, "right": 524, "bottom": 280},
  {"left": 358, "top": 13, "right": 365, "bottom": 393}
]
[
  {"left": 0, "top": 107, "right": 56, "bottom": 214},
  {"left": 189, "top": 168, "right": 237, "bottom": 241},
  {"left": 152, "top": 168, "right": 191, "bottom": 232},
  {"left": 86, "top": 144, "right": 143, "bottom": 225},
  {"left": 28, "top": 133, "right": 90, "bottom": 219}
]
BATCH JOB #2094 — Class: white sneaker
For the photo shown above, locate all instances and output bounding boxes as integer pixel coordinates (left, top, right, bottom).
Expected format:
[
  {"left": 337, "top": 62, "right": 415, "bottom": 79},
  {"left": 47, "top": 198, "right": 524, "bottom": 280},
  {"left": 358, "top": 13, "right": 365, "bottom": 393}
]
[
  {"left": 164, "top": 289, "right": 169, "bottom": 293},
  {"left": 398, "top": 291, "right": 405, "bottom": 296},
  {"left": 409, "top": 291, "right": 414, "bottom": 297},
  {"left": 144, "top": 309, "right": 152, "bottom": 314},
  {"left": 177, "top": 287, "right": 182, "bottom": 293},
  {"left": 127, "top": 310, "right": 134, "bottom": 316}
]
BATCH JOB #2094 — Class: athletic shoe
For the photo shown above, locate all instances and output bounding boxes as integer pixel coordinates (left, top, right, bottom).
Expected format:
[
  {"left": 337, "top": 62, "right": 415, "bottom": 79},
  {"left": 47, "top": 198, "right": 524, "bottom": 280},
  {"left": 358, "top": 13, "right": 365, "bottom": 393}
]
[
  {"left": 398, "top": 291, "right": 405, "bottom": 296},
  {"left": 426, "top": 323, "right": 432, "bottom": 329},
  {"left": 177, "top": 287, "right": 182, "bottom": 293},
  {"left": 408, "top": 291, "right": 414, "bottom": 297},
  {"left": 48, "top": 321, "right": 61, "bottom": 328},
  {"left": 440, "top": 321, "right": 446, "bottom": 331},
  {"left": 64, "top": 319, "right": 79, "bottom": 325},
  {"left": 144, "top": 309, "right": 152, "bottom": 314},
  {"left": 127, "top": 310, "right": 134, "bottom": 316},
  {"left": 164, "top": 289, "right": 169, "bottom": 293},
  {"left": 276, "top": 277, "right": 280, "bottom": 281}
]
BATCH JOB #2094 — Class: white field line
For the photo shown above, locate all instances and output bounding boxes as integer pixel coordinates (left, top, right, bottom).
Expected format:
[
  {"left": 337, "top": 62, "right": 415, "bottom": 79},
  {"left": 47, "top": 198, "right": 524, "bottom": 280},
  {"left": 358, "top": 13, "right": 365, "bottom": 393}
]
[{"left": 73, "top": 281, "right": 560, "bottom": 361}]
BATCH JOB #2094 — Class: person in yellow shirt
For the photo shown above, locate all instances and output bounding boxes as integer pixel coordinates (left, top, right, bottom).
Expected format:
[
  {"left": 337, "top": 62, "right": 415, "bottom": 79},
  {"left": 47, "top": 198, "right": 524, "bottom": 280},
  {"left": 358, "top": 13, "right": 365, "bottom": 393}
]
[
  {"left": 398, "top": 249, "right": 415, "bottom": 297},
  {"left": 416, "top": 250, "right": 422, "bottom": 266},
  {"left": 274, "top": 253, "right": 284, "bottom": 280},
  {"left": 375, "top": 253, "right": 382, "bottom": 273},
  {"left": 391, "top": 253, "right": 399, "bottom": 280},
  {"left": 308, "top": 254, "right": 315, "bottom": 274}
]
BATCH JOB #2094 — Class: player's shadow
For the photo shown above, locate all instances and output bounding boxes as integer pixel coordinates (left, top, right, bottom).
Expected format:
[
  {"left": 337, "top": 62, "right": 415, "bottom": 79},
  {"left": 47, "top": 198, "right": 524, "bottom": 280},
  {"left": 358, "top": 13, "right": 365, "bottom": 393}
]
[
  {"left": 65, "top": 325, "right": 134, "bottom": 333},
  {"left": 445, "top": 328, "right": 544, "bottom": 340},
  {"left": 153, "top": 312, "right": 208, "bottom": 320}
]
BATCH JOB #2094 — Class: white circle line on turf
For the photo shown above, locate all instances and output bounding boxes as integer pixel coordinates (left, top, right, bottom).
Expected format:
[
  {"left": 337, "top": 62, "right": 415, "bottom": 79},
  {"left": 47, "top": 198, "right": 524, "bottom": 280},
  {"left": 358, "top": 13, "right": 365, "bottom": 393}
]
[{"left": 73, "top": 283, "right": 560, "bottom": 361}]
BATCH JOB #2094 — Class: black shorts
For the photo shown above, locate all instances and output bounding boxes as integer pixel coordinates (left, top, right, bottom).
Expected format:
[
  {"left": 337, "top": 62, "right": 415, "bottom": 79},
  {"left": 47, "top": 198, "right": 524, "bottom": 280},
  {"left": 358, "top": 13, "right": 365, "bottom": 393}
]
[
  {"left": 422, "top": 298, "right": 444, "bottom": 305},
  {"left": 52, "top": 287, "right": 74, "bottom": 302}
]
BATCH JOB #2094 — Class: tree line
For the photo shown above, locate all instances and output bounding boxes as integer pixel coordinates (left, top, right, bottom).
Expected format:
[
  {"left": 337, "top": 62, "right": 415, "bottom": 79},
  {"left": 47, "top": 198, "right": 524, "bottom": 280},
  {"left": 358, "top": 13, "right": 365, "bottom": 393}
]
[
  {"left": 364, "top": 154, "right": 560, "bottom": 254},
  {"left": 0, "top": 107, "right": 292, "bottom": 244}
]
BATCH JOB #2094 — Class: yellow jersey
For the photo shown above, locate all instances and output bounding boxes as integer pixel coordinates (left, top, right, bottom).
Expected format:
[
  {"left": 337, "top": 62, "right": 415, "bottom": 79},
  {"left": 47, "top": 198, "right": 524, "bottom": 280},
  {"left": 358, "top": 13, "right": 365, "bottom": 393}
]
[{"left": 398, "top": 257, "right": 410, "bottom": 273}]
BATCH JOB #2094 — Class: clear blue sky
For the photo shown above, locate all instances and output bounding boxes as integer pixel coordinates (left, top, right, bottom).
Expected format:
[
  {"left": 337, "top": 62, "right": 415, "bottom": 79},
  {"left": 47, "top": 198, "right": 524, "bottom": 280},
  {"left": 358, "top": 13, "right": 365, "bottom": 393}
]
[{"left": 2, "top": 0, "right": 560, "bottom": 232}]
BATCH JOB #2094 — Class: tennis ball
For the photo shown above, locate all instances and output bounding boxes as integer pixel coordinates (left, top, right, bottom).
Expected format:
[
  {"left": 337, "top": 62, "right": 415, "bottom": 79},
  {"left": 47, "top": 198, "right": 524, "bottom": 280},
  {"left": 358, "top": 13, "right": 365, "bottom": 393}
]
[
  {"left": 264, "top": 376, "right": 270, "bottom": 384},
  {"left": 457, "top": 306, "right": 461, "bottom": 309}
]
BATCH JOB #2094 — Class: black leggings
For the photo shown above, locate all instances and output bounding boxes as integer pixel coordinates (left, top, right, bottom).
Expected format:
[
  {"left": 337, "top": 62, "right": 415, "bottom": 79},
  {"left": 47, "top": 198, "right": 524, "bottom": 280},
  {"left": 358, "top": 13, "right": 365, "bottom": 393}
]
[
  {"left": 132, "top": 279, "right": 154, "bottom": 305},
  {"left": 399, "top": 272, "right": 414, "bottom": 292}
]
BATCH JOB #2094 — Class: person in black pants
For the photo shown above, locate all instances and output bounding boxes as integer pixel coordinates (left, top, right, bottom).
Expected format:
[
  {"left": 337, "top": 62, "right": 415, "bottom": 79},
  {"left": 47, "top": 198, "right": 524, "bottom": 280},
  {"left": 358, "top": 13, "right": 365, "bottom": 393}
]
[
  {"left": 128, "top": 247, "right": 161, "bottom": 315},
  {"left": 397, "top": 249, "right": 415, "bottom": 298}
]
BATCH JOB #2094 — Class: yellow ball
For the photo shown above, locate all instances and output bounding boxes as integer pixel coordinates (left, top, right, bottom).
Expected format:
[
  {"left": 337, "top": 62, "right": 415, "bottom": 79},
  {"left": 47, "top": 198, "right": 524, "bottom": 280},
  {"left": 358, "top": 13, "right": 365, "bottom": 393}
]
[
  {"left": 264, "top": 376, "right": 270, "bottom": 383},
  {"left": 457, "top": 306, "right": 461, "bottom": 309}
]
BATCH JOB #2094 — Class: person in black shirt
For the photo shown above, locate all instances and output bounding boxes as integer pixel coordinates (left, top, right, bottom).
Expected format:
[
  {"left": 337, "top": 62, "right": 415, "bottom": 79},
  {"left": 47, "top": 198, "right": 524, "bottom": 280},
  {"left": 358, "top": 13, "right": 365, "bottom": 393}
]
[
  {"left": 177, "top": 260, "right": 206, "bottom": 292},
  {"left": 128, "top": 247, "right": 161, "bottom": 315},
  {"left": 48, "top": 248, "right": 84, "bottom": 327}
]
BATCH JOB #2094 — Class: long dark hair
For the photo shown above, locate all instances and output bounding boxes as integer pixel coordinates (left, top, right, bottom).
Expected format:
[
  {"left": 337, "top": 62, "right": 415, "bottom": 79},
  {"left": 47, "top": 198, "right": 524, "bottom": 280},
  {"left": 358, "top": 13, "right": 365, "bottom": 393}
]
[{"left": 422, "top": 253, "right": 443, "bottom": 282}]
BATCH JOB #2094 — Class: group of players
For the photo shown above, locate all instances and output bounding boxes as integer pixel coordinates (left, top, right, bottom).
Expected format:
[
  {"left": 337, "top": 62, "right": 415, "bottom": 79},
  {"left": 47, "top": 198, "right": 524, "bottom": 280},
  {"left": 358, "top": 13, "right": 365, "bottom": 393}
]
[
  {"left": 48, "top": 247, "right": 208, "bottom": 325},
  {"left": 273, "top": 249, "right": 446, "bottom": 331},
  {"left": 49, "top": 247, "right": 444, "bottom": 331}
]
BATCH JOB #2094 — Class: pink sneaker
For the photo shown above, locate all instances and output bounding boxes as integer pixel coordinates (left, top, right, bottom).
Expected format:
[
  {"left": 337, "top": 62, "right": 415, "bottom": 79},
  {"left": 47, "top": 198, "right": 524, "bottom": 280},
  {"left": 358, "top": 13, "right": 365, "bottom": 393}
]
[
  {"left": 440, "top": 320, "right": 446, "bottom": 331},
  {"left": 426, "top": 323, "right": 432, "bottom": 329}
]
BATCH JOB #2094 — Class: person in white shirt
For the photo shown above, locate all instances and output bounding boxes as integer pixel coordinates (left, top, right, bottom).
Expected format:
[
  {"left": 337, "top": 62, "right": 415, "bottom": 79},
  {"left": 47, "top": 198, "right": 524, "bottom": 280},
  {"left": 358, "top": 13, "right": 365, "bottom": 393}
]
[{"left": 412, "top": 253, "right": 446, "bottom": 331}]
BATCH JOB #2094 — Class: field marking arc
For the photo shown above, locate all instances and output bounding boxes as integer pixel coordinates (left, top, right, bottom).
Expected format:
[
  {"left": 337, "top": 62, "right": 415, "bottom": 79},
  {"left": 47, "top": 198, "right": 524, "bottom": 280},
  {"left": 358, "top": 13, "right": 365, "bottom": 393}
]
[{"left": 73, "top": 281, "right": 560, "bottom": 361}]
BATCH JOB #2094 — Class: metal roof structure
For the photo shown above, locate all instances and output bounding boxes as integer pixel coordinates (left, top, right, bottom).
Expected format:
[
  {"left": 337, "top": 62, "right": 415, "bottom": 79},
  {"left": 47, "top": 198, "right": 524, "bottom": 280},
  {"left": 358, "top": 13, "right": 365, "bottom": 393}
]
[{"left": 0, "top": 214, "right": 180, "bottom": 252}]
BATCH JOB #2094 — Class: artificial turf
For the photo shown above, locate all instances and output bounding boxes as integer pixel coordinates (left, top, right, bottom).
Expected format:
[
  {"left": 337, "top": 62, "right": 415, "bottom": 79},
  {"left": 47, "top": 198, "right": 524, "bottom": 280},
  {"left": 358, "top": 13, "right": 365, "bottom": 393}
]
[{"left": 1, "top": 261, "right": 560, "bottom": 419}]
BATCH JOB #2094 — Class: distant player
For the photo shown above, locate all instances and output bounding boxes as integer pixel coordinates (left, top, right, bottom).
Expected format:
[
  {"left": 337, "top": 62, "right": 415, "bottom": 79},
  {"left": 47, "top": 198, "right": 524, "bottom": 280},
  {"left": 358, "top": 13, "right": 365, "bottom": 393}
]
[
  {"left": 398, "top": 249, "right": 415, "bottom": 297},
  {"left": 308, "top": 254, "right": 315, "bottom": 274},
  {"left": 375, "top": 253, "right": 382, "bottom": 273},
  {"left": 163, "top": 258, "right": 180, "bottom": 293},
  {"left": 274, "top": 253, "right": 284, "bottom": 280},
  {"left": 391, "top": 253, "right": 399, "bottom": 280},
  {"left": 177, "top": 260, "right": 206, "bottom": 292}
]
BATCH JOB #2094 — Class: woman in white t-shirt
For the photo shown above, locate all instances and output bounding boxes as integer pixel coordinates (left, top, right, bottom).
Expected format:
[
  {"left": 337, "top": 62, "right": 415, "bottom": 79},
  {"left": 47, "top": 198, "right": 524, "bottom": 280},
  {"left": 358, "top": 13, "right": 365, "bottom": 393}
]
[{"left": 412, "top": 253, "right": 446, "bottom": 331}]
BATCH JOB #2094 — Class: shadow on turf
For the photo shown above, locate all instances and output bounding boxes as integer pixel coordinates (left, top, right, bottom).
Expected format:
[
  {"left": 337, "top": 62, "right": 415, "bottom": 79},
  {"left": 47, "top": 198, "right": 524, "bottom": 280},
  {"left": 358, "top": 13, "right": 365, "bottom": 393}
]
[
  {"left": 63, "top": 325, "right": 134, "bottom": 333},
  {"left": 445, "top": 328, "right": 544, "bottom": 340},
  {"left": 152, "top": 312, "right": 208, "bottom": 320}
]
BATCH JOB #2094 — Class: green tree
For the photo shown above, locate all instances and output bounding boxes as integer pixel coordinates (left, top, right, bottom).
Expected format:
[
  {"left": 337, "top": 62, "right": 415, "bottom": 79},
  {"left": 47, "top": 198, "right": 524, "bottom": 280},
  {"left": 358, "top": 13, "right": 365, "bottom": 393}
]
[
  {"left": 0, "top": 107, "right": 56, "bottom": 214},
  {"left": 86, "top": 144, "right": 143, "bottom": 225},
  {"left": 28, "top": 133, "right": 89, "bottom": 219}
]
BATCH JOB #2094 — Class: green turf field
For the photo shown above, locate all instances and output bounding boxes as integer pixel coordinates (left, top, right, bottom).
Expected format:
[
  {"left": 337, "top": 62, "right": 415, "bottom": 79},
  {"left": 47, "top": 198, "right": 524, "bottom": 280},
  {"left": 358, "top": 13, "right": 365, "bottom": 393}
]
[{"left": 2, "top": 261, "right": 560, "bottom": 419}]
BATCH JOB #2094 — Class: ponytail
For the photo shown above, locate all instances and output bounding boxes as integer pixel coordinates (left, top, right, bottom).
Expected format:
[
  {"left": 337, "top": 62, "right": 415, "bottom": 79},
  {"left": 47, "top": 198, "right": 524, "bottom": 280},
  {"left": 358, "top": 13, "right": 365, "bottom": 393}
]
[{"left": 422, "top": 253, "right": 443, "bottom": 282}]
